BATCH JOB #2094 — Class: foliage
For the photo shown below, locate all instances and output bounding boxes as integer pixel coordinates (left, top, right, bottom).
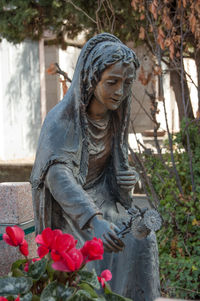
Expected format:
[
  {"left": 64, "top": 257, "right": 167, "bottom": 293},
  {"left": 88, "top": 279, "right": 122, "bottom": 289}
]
[
  {"left": 134, "top": 120, "right": 200, "bottom": 299},
  {"left": 1, "top": 226, "right": 132, "bottom": 301},
  {"left": 0, "top": 0, "right": 140, "bottom": 45},
  {"left": 0, "top": 0, "right": 199, "bottom": 121},
  {"left": 131, "top": 0, "right": 200, "bottom": 59}
]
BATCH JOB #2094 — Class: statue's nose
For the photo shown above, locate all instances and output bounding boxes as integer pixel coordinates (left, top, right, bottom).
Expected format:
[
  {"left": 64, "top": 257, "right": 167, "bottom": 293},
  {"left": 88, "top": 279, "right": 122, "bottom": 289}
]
[{"left": 114, "top": 86, "right": 123, "bottom": 97}]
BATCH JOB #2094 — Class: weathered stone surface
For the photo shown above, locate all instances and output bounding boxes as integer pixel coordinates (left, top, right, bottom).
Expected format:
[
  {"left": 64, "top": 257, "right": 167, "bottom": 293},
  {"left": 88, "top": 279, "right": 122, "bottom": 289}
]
[
  {"left": 0, "top": 182, "right": 34, "bottom": 223},
  {"left": 0, "top": 182, "right": 37, "bottom": 276},
  {"left": 155, "top": 298, "right": 190, "bottom": 301}
]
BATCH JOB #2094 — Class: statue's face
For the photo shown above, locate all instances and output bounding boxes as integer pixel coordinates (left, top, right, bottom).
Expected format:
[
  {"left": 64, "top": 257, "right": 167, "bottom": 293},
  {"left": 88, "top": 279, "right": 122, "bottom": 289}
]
[{"left": 93, "top": 61, "right": 135, "bottom": 111}]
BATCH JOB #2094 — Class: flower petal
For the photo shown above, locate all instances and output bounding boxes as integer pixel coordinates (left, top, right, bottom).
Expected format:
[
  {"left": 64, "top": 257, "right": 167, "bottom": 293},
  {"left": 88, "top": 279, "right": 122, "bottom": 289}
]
[
  {"left": 61, "top": 251, "right": 75, "bottom": 271},
  {"left": 0, "top": 297, "right": 9, "bottom": 301},
  {"left": 68, "top": 248, "right": 83, "bottom": 270},
  {"left": 6, "top": 226, "right": 24, "bottom": 246},
  {"left": 101, "top": 269, "right": 112, "bottom": 281},
  {"left": 52, "top": 233, "right": 77, "bottom": 252},
  {"left": 51, "top": 249, "right": 61, "bottom": 262},
  {"left": 19, "top": 240, "right": 29, "bottom": 256},
  {"left": 37, "top": 245, "right": 49, "bottom": 258},
  {"left": 3, "top": 233, "right": 16, "bottom": 246},
  {"left": 52, "top": 260, "right": 71, "bottom": 272},
  {"left": 81, "top": 237, "right": 104, "bottom": 263},
  {"left": 35, "top": 234, "right": 45, "bottom": 245},
  {"left": 41, "top": 228, "right": 54, "bottom": 248}
]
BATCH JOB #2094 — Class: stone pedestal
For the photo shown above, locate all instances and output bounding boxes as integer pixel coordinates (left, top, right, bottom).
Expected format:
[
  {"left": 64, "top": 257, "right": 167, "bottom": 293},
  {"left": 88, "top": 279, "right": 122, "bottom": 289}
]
[
  {"left": 155, "top": 298, "right": 190, "bottom": 301},
  {"left": 0, "top": 182, "right": 37, "bottom": 275}
]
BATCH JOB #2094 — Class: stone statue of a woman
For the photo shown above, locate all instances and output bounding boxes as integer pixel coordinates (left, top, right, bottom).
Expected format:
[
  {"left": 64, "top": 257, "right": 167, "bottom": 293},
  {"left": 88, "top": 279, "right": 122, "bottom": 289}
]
[{"left": 31, "top": 33, "right": 160, "bottom": 301}]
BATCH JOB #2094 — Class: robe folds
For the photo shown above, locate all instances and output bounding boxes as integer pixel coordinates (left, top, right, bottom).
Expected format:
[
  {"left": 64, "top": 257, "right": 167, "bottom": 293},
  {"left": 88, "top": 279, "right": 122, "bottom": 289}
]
[{"left": 30, "top": 33, "right": 160, "bottom": 301}]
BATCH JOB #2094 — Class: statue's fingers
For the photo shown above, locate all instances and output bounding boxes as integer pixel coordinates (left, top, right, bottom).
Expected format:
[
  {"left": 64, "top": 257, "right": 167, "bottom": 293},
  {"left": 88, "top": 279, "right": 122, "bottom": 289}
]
[
  {"left": 102, "top": 241, "right": 113, "bottom": 253},
  {"left": 118, "top": 180, "right": 137, "bottom": 185},
  {"left": 119, "top": 185, "right": 133, "bottom": 190},
  {"left": 108, "top": 232, "right": 125, "bottom": 248},
  {"left": 105, "top": 235, "right": 124, "bottom": 252},
  {"left": 116, "top": 175, "right": 137, "bottom": 181},
  {"left": 103, "top": 234, "right": 119, "bottom": 252},
  {"left": 116, "top": 170, "right": 138, "bottom": 176}
]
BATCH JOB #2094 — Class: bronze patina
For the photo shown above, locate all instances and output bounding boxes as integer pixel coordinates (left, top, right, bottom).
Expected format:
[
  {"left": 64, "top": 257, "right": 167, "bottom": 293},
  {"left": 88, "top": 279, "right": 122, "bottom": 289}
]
[{"left": 31, "top": 33, "right": 160, "bottom": 301}]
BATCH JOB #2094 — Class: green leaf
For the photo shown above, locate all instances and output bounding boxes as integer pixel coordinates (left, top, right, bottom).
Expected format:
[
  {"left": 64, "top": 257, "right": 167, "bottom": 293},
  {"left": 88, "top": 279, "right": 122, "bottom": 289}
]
[
  {"left": 12, "top": 268, "right": 25, "bottom": 277},
  {"left": 104, "top": 282, "right": 112, "bottom": 294},
  {"left": 32, "top": 295, "right": 40, "bottom": 301},
  {"left": 67, "top": 289, "right": 93, "bottom": 301},
  {"left": 61, "top": 287, "right": 75, "bottom": 300},
  {"left": 0, "top": 277, "right": 32, "bottom": 296},
  {"left": 79, "top": 283, "right": 98, "bottom": 298},
  {"left": 28, "top": 258, "right": 47, "bottom": 281},
  {"left": 104, "top": 283, "right": 132, "bottom": 301},
  {"left": 20, "top": 292, "right": 32, "bottom": 301},
  {"left": 40, "top": 281, "right": 65, "bottom": 301},
  {"left": 11, "top": 259, "right": 27, "bottom": 272},
  {"left": 78, "top": 269, "right": 100, "bottom": 290}
]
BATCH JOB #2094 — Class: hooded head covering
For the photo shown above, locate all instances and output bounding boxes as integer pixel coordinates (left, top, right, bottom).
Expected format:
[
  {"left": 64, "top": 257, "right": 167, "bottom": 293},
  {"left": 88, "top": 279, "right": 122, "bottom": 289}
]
[{"left": 30, "top": 33, "right": 139, "bottom": 194}]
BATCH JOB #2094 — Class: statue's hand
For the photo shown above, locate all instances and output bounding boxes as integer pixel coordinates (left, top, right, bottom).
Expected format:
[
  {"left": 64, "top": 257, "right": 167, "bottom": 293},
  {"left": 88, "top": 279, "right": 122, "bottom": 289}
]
[
  {"left": 90, "top": 215, "right": 124, "bottom": 253},
  {"left": 116, "top": 168, "right": 139, "bottom": 191}
]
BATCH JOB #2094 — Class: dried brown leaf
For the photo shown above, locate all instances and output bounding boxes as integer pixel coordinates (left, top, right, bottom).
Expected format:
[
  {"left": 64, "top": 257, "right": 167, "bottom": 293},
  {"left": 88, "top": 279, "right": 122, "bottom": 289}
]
[
  {"left": 46, "top": 63, "right": 57, "bottom": 75},
  {"left": 189, "top": 14, "right": 196, "bottom": 33},
  {"left": 140, "top": 14, "right": 145, "bottom": 20},
  {"left": 139, "top": 26, "right": 145, "bottom": 40}
]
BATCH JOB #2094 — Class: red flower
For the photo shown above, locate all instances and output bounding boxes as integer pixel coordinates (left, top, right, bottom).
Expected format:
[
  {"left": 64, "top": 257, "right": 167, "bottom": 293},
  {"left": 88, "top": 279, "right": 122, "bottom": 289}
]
[
  {"left": 52, "top": 248, "right": 83, "bottom": 272},
  {"left": 3, "top": 226, "right": 29, "bottom": 257},
  {"left": 51, "top": 233, "right": 77, "bottom": 261},
  {"left": 0, "top": 297, "right": 20, "bottom": 301},
  {"left": 80, "top": 237, "right": 104, "bottom": 263},
  {"left": 98, "top": 269, "right": 112, "bottom": 288},
  {"left": 35, "top": 228, "right": 62, "bottom": 258}
]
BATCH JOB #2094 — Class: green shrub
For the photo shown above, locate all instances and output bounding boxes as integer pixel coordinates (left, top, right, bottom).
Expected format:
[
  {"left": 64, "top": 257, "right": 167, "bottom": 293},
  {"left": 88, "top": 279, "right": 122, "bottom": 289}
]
[{"left": 135, "top": 120, "right": 200, "bottom": 299}]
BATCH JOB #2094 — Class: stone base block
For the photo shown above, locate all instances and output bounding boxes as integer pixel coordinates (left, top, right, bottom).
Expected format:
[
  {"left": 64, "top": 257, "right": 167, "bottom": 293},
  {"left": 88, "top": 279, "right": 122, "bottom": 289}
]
[
  {"left": 155, "top": 298, "right": 191, "bottom": 301},
  {"left": 0, "top": 182, "right": 34, "bottom": 223},
  {"left": 0, "top": 182, "right": 37, "bottom": 276}
]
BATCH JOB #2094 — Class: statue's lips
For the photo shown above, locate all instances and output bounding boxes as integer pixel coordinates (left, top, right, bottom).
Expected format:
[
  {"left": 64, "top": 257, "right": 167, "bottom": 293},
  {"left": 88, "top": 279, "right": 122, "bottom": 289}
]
[{"left": 110, "top": 98, "right": 121, "bottom": 102}]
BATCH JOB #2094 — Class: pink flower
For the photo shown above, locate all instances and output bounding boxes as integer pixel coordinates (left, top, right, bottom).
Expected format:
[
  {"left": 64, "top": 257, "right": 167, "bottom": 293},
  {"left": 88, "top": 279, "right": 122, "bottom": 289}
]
[
  {"left": 24, "top": 258, "right": 41, "bottom": 272},
  {"left": 52, "top": 248, "right": 83, "bottom": 272},
  {"left": 80, "top": 237, "right": 104, "bottom": 263},
  {"left": 3, "top": 226, "right": 29, "bottom": 257},
  {"left": 35, "top": 228, "right": 62, "bottom": 258},
  {"left": 98, "top": 269, "right": 112, "bottom": 288}
]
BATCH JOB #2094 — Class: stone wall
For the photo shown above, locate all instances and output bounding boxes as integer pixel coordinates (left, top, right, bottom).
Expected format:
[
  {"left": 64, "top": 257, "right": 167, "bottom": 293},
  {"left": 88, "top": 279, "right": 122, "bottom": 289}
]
[{"left": 0, "top": 39, "right": 41, "bottom": 161}]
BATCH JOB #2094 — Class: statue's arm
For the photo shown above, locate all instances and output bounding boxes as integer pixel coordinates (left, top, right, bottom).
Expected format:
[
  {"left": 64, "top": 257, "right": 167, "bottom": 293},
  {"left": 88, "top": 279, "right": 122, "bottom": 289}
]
[
  {"left": 45, "top": 163, "right": 124, "bottom": 252},
  {"left": 45, "top": 163, "right": 102, "bottom": 230}
]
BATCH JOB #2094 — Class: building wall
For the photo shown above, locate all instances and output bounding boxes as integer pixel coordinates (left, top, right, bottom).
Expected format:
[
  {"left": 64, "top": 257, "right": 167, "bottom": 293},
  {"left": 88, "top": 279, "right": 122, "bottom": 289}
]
[{"left": 0, "top": 39, "right": 41, "bottom": 160}]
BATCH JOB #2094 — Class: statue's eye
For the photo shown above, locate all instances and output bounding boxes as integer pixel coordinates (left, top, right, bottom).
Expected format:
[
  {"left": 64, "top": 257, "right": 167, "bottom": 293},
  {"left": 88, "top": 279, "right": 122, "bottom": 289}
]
[
  {"left": 125, "top": 79, "right": 133, "bottom": 85},
  {"left": 106, "top": 80, "right": 117, "bottom": 85}
]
